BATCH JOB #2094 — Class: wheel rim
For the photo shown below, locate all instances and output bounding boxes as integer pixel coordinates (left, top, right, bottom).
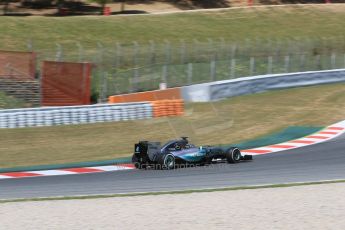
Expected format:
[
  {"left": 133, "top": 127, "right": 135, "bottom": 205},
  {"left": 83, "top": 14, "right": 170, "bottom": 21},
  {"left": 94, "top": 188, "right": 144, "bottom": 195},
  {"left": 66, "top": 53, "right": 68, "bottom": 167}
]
[
  {"left": 233, "top": 149, "right": 241, "bottom": 161},
  {"left": 164, "top": 155, "right": 175, "bottom": 168}
]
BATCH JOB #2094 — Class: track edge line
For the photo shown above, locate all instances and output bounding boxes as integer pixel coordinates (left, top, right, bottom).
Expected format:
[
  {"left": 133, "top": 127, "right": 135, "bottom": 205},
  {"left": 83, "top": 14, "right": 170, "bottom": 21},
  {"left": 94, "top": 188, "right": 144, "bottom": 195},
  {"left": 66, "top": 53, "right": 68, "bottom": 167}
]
[{"left": 1, "top": 179, "right": 345, "bottom": 204}]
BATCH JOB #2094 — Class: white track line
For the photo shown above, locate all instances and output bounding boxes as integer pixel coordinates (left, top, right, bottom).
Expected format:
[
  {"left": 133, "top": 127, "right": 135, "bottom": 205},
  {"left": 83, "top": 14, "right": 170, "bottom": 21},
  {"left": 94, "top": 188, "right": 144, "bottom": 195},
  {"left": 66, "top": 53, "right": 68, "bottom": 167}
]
[
  {"left": 26, "top": 170, "right": 77, "bottom": 176},
  {"left": 242, "top": 122, "right": 345, "bottom": 156}
]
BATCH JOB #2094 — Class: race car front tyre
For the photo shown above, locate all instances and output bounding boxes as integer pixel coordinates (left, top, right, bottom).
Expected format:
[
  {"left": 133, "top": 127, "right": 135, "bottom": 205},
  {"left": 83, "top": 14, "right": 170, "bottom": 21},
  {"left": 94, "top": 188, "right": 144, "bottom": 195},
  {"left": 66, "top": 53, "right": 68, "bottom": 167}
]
[
  {"left": 226, "top": 147, "right": 241, "bottom": 164},
  {"left": 157, "top": 153, "right": 175, "bottom": 170}
]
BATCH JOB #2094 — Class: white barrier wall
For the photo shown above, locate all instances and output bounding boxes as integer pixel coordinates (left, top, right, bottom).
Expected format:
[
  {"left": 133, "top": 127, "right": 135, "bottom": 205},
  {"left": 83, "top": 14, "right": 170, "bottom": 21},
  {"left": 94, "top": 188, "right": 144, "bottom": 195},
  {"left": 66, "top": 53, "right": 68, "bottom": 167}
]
[
  {"left": 182, "top": 69, "right": 345, "bottom": 102},
  {"left": 0, "top": 103, "right": 152, "bottom": 129}
]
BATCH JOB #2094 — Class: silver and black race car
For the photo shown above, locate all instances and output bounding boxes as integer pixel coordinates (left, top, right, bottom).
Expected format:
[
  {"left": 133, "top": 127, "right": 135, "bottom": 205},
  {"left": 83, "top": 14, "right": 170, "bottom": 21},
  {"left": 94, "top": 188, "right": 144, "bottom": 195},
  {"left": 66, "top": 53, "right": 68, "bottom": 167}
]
[{"left": 132, "top": 137, "right": 252, "bottom": 170}]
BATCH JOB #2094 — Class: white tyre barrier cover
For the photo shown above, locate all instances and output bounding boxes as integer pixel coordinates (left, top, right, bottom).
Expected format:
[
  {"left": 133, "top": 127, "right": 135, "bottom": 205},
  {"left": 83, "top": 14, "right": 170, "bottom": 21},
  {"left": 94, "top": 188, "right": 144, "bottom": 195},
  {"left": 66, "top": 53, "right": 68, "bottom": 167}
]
[{"left": 0, "top": 102, "right": 153, "bottom": 129}]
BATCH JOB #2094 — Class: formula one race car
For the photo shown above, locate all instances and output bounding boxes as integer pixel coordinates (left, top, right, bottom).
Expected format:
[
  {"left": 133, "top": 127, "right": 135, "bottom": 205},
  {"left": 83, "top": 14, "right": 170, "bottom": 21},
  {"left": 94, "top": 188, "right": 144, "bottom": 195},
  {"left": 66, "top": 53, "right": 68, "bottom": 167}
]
[{"left": 132, "top": 137, "right": 252, "bottom": 170}]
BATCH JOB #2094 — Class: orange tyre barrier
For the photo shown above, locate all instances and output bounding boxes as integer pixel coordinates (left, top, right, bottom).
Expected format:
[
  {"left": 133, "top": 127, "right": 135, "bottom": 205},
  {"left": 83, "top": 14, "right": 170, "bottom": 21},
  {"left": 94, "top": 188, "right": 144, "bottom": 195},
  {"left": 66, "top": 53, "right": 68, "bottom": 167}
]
[
  {"left": 151, "top": 99, "right": 184, "bottom": 117},
  {"left": 109, "top": 88, "right": 184, "bottom": 118}
]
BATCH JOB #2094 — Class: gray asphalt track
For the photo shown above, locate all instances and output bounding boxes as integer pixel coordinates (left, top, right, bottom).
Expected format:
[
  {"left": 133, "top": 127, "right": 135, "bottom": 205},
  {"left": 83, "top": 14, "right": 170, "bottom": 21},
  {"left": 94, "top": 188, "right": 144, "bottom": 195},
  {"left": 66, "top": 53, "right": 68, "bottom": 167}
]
[{"left": 0, "top": 134, "right": 344, "bottom": 200}]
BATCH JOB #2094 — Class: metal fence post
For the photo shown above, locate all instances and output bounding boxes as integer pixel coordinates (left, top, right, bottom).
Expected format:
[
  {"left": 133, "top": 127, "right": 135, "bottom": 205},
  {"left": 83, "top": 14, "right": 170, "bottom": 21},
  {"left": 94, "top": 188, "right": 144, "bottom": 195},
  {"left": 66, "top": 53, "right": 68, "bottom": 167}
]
[
  {"left": 187, "top": 63, "right": 193, "bottom": 85},
  {"left": 149, "top": 40, "right": 155, "bottom": 66},
  {"left": 210, "top": 54, "right": 216, "bottom": 81},
  {"left": 180, "top": 39, "right": 186, "bottom": 64},
  {"left": 100, "top": 71, "right": 107, "bottom": 103},
  {"left": 208, "top": 38, "right": 216, "bottom": 81},
  {"left": 110, "top": 42, "right": 122, "bottom": 96},
  {"left": 115, "top": 42, "right": 122, "bottom": 70},
  {"left": 162, "top": 65, "right": 168, "bottom": 85},
  {"left": 249, "top": 56, "right": 255, "bottom": 76},
  {"left": 331, "top": 52, "right": 336, "bottom": 69},
  {"left": 162, "top": 40, "right": 170, "bottom": 86},
  {"left": 267, "top": 56, "right": 273, "bottom": 74},
  {"left": 132, "top": 41, "right": 139, "bottom": 92},
  {"left": 219, "top": 37, "right": 225, "bottom": 60},
  {"left": 38, "top": 65, "right": 43, "bottom": 106},
  {"left": 55, "top": 43, "right": 63, "bottom": 61},
  {"left": 284, "top": 55, "right": 290, "bottom": 73},
  {"left": 96, "top": 42, "right": 105, "bottom": 99},
  {"left": 27, "top": 39, "right": 33, "bottom": 51},
  {"left": 229, "top": 44, "right": 237, "bottom": 79},
  {"left": 230, "top": 59, "right": 236, "bottom": 79}
]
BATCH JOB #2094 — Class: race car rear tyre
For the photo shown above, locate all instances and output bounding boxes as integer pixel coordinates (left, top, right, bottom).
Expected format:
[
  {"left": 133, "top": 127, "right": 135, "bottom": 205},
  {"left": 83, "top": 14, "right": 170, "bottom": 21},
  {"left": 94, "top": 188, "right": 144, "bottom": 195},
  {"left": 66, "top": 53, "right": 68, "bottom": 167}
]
[
  {"left": 157, "top": 153, "right": 175, "bottom": 170},
  {"left": 132, "top": 154, "right": 146, "bottom": 169},
  {"left": 204, "top": 153, "right": 213, "bottom": 166},
  {"left": 226, "top": 147, "right": 241, "bottom": 164}
]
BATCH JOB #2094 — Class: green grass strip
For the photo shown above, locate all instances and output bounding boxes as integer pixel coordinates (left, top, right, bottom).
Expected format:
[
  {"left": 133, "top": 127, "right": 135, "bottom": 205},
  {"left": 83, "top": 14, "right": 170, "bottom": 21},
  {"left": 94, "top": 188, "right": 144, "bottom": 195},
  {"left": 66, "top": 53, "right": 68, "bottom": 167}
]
[
  {"left": 230, "top": 126, "right": 324, "bottom": 149},
  {"left": 0, "top": 126, "right": 323, "bottom": 173}
]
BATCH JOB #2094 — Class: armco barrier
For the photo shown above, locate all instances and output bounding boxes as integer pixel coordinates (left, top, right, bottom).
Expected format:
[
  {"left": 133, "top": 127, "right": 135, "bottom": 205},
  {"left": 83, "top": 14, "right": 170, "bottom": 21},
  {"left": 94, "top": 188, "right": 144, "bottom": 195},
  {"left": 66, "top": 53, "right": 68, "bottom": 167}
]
[
  {"left": 182, "top": 69, "right": 345, "bottom": 102},
  {"left": 0, "top": 103, "right": 152, "bottom": 129},
  {"left": 109, "top": 88, "right": 182, "bottom": 103}
]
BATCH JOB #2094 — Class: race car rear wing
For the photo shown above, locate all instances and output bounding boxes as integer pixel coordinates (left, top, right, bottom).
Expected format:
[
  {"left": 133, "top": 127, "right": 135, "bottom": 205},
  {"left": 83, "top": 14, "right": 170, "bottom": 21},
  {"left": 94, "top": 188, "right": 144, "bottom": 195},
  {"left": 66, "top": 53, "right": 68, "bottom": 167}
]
[{"left": 135, "top": 141, "right": 161, "bottom": 162}]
